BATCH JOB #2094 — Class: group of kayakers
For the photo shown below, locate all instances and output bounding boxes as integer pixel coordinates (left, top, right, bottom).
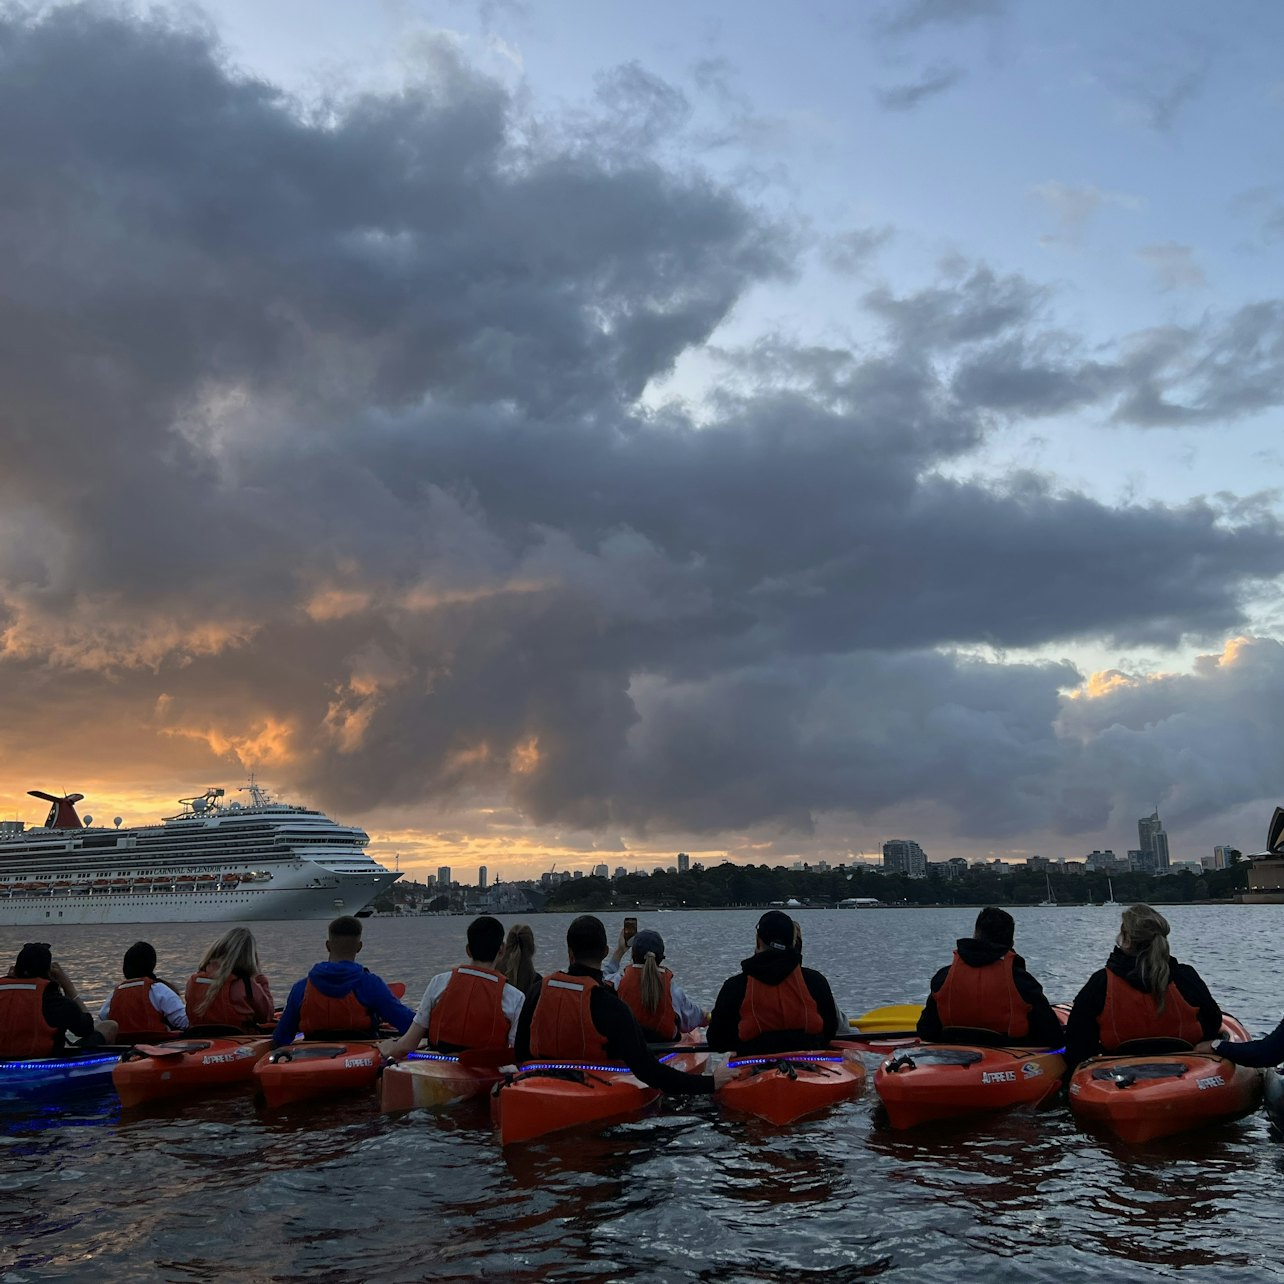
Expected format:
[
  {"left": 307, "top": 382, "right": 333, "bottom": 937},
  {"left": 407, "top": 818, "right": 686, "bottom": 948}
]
[{"left": 4, "top": 903, "right": 1284, "bottom": 1077}]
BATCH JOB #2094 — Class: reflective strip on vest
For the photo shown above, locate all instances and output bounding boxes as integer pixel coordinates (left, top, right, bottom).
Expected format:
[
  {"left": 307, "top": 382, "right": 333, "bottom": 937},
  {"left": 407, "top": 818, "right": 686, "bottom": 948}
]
[{"left": 933, "top": 950, "right": 1031, "bottom": 1040}]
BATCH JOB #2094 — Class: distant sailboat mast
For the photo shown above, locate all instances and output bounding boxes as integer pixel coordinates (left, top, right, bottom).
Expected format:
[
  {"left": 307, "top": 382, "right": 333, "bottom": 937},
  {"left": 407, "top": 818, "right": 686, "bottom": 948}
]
[{"left": 1040, "top": 871, "right": 1057, "bottom": 907}]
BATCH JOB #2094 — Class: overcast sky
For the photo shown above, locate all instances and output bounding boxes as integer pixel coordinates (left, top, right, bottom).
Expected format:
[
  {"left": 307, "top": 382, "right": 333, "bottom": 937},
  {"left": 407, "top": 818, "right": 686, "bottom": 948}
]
[{"left": 3, "top": 0, "right": 1284, "bottom": 878}]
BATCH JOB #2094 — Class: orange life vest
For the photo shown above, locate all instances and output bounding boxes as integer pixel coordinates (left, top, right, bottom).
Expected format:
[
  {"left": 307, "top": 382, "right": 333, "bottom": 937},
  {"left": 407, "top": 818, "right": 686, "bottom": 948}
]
[
  {"left": 933, "top": 950, "right": 1032, "bottom": 1040},
  {"left": 428, "top": 965, "right": 510, "bottom": 1051},
  {"left": 528, "top": 971, "right": 612, "bottom": 1060},
  {"left": 1099, "top": 970, "right": 1205, "bottom": 1050},
  {"left": 106, "top": 978, "right": 169, "bottom": 1036},
  {"left": 615, "top": 965, "right": 678, "bottom": 1040},
  {"left": 737, "top": 967, "right": 824, "bottom": 1045},
  {"left": 0, "top": 977, "right": 60, "bottom": 1058},
  {"left": 185, "top": 970, "right": 262, "bottom": 1029},
  {"left": 298, "top": 980, "right": 374, "bottom": 1037}
]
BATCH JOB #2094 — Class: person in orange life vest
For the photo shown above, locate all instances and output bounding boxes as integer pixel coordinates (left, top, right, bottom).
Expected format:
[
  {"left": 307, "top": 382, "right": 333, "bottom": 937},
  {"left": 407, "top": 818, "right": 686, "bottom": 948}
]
[
  {"left": 1064, "top": 904, "right": 1222, "bottom": 1069},
  {"left": 272, "top": 915, "right": 414, "bottom": 1047},
  {"left": 706, "top": 910, "right": 840, "bottom": 1054},
  {"left": 379, "top": 915, "right": 525, "bottom": 1060},
  {"left": 99, "top": 942, "right": 188, "bottom": 1036},
  {"left": 497, "top": 922, "right": 541, "bottom": 999},
  {"left": 0, "top": 942, "right": 117, "bottom": 1056},
  {"left": 602, "top": 928, "right": 707, "bottom": 1043},
  {"left": 916, "top": 907, "right": 1063, "bottom": 1046},
  {"left": 513, "top": 915, "right": 734, "bottom": 1094},
  {"left": 185, "top": 928, "right": 274, "bottom": 1031}
]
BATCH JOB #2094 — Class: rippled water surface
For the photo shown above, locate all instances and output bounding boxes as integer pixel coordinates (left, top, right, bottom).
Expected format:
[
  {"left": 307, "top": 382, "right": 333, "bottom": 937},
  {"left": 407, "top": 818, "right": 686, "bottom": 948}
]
[{"left": 3, "top": 907, "right": 1284, "bottom": 1281}]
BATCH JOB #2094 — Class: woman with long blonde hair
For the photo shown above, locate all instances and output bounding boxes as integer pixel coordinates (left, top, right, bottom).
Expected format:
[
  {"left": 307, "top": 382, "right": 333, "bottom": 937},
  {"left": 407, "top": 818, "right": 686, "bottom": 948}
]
[
  {"left": 1064, "top": 904, "right": 1222, "bottom": 1068},
  {"left": 185, "top": 927, "right": 274, "bottom": 1030},
  {"left": 497, "top": 923, "right": 540, "bottom": 998},
  {"left": 606, "top": 928, "right": 706, "bottom": 1043}
]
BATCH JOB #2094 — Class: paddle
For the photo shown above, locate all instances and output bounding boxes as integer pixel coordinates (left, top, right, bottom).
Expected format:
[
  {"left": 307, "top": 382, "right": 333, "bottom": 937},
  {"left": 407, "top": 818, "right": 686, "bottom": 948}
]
[{"left": 847, "top": 1003, "right": 924, "bottom": 1034}]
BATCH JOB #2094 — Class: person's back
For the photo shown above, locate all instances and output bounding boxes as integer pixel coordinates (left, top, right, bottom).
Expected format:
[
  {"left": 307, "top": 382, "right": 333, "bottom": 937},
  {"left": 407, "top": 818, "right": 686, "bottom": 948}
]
[
  {"left": 608, "top": 929, "right": 705, "bottom": 1043},
  {"left": 101, "top": 942, "right": 188, "bottom": 1037},
  {"left": 706, "top": 911, "right": 839, "bottom": 1054},
  {"left": 185, "top": 927, "right": 274, "bottom": 1030},
  {"left": 273, "top": 916, "right": 415, "bottom": 1046},
  {"left": 1, "top": 944, "right": 114, "bottom": 1055},
  {"left": 1065, "top": 904, "right": 1221, "bottom": 1067},
  {"left": 917, "top": 907, "right": 1063, "bottom": 1047}
]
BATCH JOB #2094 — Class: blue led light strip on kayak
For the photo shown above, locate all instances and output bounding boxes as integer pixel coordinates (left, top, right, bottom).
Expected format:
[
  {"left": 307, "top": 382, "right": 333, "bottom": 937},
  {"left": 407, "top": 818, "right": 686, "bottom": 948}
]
[
  {"left": 518, "top": 1062, "right": 632, "bottom": 1073},
  {"left": 403, "top": 1052, "right": 459, "bottom": 1063},
  {"left": 0, "top": 1056, "right": 120, "bottom": 1071},
  {"left": 727, "top": 1054, "right": 847, "bottom": 1068}
]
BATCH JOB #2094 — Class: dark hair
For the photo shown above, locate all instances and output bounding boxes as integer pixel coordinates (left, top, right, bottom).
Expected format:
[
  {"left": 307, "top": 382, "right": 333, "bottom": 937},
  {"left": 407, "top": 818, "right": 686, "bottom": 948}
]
[
  {"left": 566, "top": 914, "right": 608, "bottom": 961},
  {"left": 328, "top": 915, "right": 363, "bottom": 939},
  {"left": 15, "top": 942, "right": 52, "bottom": 979},
  {"left": 467, "top": 915, "right": 505, "bottom": 964},
  {"left": 123, "top": 941, "right": 158, "bottom": 979},
  {"left": 974, "top": 907, "right": 1015, "bottom": 949}
]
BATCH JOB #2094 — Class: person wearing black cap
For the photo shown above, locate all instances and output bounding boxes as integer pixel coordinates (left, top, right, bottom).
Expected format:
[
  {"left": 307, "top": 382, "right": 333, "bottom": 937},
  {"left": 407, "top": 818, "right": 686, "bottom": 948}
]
[
  {"left": 603, "top": 926, "right": 708, "bottom": 1043},
  {"left": 0, "top": 943, "right": 117, "bottom": 1057},
  {"left": 916, "top": 907, "right": 1063, "bottom": 1047},
  {"left": 706, "top": 911, "right": 840, "bottom": 1054},
  {"left": 99, "top": 941, "right": 189, "bottom": 1037},
  {"left": 514, "top": 914, "right": 733, "bottom": 1093}
]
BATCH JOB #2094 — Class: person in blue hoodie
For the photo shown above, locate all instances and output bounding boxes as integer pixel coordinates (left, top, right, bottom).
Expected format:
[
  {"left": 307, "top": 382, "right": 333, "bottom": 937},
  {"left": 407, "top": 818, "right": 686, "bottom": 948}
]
[{"left": 271, "top": 916, "right": 414, "bottom": 1046}]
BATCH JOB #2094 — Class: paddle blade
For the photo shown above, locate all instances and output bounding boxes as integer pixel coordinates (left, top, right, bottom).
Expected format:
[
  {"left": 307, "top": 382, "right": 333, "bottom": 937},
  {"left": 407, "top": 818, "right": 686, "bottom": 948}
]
[
  {"left": 849, "top": 1003, "right": 924, "bottom": 1033},
  {"left": 389, "top": 982, "right": 407, "bottom": 999}
]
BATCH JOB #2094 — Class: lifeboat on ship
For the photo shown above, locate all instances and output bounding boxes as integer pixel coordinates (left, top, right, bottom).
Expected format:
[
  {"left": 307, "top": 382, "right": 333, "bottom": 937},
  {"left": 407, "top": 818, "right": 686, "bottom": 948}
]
[{"left": 1068, "top": 1015, "right": 1262, "bottom": 1143}]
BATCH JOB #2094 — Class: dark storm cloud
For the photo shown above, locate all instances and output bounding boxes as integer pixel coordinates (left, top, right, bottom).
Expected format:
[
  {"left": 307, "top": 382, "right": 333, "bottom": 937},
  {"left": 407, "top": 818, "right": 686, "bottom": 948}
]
[
  {"left": 874, "top": 62, "right": 967, "bottom": 112},
  {"left": 3, "top": 4, "right": 1284, "bottom": 848}
]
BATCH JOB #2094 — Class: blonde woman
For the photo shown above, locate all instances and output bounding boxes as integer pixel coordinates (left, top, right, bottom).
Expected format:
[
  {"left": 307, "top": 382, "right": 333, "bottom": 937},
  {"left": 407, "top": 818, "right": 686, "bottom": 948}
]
[
  {"left": 497, "top": 923, "right": 541, "bottom": 998},
  {"left": 185, "top": 927, "right": 274, "bottom": 1030},
  {"left": 1064, "top": 904, "right": 1221, "bottom": 1068},
  {"left": 606, "top": 929, "right": 706, "bottom": 1043}
]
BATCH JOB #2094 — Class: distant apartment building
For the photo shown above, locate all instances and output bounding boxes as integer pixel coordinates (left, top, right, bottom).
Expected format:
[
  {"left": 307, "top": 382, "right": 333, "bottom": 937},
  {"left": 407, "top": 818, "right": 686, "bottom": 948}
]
[
  {"left": 614, "top": 866, "right": 628, "bottom": 879},
  {"left": 677, "top": 852, "right": 690, "bottom": 874},
  {"left": 882, "top": 839, "right": 927, "bottom": 877},
  {"left": 928, "top": 858, "right": 968, "bottom": 880},
  {"left": 437, "top": 866, "right": 452, "bottom": 887},
  {"left": 592, "top": 863, "right": 609, "bottom": 878},
  {"left": 1212, "top": 845, "right": 1235, "bottom": 870},
  {"left": 478, "top": 865, "right": 488, "bottom": 890}
]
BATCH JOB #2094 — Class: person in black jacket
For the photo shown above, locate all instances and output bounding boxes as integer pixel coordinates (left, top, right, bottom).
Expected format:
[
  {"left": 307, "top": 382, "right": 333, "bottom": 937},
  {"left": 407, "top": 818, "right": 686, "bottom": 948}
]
[
  {"left": 917, "top": 907, "right": 1063, "bottom": 1047},
  {"left": 706, "top": 911, "right": 840, "bottom": 1054},
  {"left": 1213, "top": 1015, "right": 1284, "bottom": 1068},
  {"left": 1064, "top": 903, "right": 1221, "bottom": 1069},
  {"left": 514, "top": 915, "right": 731, "bottom": 1095}
]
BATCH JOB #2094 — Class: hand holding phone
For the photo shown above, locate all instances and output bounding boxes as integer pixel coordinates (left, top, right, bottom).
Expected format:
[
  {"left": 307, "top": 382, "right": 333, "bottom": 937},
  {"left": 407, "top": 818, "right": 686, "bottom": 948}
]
[{"left": 623, "top": 916, "right": 638, "bottom": 941}]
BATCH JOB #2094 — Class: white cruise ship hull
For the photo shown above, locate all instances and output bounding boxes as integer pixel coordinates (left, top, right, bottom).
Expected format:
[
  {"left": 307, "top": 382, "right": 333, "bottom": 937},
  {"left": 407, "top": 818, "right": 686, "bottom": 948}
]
[{"left": 0, "top": 863, "right": 400, "bottom": 926}]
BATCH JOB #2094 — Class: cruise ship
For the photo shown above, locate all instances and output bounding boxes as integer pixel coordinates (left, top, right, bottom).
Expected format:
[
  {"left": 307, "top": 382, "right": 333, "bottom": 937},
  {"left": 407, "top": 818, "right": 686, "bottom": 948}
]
[{"left": 0, "top": 782, "right": 400, "bottom": 925}]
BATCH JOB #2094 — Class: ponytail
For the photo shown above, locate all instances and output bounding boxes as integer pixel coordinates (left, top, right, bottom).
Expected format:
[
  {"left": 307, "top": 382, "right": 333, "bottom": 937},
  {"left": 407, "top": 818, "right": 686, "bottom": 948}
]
[
  {"left": 639, "top": 952, "right": 663, "bottom": 1015},
  {"left": 1120, "top": 904, "right": 1172, "bottom": 1012},
  {"left": 500, "top": 924, "right": 538, "bottom": 995}
]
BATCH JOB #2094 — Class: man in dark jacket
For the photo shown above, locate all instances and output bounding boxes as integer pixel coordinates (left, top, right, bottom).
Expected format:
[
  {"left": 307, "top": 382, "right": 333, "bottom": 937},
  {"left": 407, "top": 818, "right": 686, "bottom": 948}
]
[
  {"left": 917, "top": 907, "right": 1063, "bottom": 1047},
  {"left": 706, "top": 911, "right": 840, "bottom": 1054}
]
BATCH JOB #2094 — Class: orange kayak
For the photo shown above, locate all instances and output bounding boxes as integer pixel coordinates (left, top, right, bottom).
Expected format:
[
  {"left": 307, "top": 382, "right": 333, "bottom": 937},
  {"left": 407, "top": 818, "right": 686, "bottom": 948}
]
[
  {"left": 491, "top": 1062, "right": 659, "bottom": 1145},
  {"left": 255, "top": 1041, "right": 382, "bottom": 1108},
  {"left": 718, "top": 1046, "right": 866, "bottom": 1125},
  {"left": 1069, "top": 1016, "right": 1262, "bottom": 1143},
  {"left": 380, "top": 1048, "right": 513, "bottom": 1112},
  {"left": 875, "top": 1043, "right": 1065, "bottom": 1129},
  {"left": 113, "top": 1036, "right": 272, "bottom": 1107}
]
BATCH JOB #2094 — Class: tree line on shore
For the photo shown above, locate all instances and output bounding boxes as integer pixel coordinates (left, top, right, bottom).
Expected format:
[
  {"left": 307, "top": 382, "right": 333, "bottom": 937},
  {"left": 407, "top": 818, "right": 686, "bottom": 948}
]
[{"left": 541, "top": 860, "right": 1251, "bottom": 912}]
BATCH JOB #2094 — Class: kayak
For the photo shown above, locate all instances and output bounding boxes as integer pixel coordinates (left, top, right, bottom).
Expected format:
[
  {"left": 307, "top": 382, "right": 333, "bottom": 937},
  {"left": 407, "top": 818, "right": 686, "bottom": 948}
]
[
  {"left": 718, "top": 1046, "right": 866, "bottom": 1126},
  {"left": 1265, "top": 1068, "right": 1283, "bottom": 1132},
  {"left": 874, "top": 1043, "right": 1066, "bottom": 1129},
  {"left": 1, "top": 1047, "right": 124, "bottom": 1102},
  {"left": 1069, "top": 1015, "right": 1262, "bottom": 1143},
  {"left": 380, "top": 1048, "right": 513, "bottom": 1112},
  {"left": 255, "top": 1041, "right": 382, "bottom": 1108},
  {"left": 491, "top": 1061, "right": 659, "bottom": 1145},
  {"left": 113, "top": 1036, "right": 272, "bottom": 1107}
]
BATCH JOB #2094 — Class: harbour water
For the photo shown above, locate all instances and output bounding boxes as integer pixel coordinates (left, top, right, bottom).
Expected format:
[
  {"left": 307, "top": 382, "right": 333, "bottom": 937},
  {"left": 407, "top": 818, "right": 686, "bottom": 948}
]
[{"left": 3, "top": 906, "right": 1284, "bottom": 1281}]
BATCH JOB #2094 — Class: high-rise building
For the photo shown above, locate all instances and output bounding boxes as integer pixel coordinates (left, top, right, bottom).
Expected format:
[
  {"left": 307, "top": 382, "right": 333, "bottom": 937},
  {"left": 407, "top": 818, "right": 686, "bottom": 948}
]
[
  {"left": 1138, "top": 810, "right": 1170, "bottom": 872},
  {"left": 1212, "top": 845, "right": 1234, "bottom": 870},
  {"left": 677, "top": 852, "right": 690, "bottom": 874},
  {"left": 478, "top": 865, "right": 488, "bottom": 890},
  {"left": 437, "top": 866, "right": 452, "bottom": 887},
  {"left": 614, "top": 866, "right": 628, "bottom": 879},
  {"left": 882, "top": 839, "right": 926, "bottom": 877},
  {"left": 592, "top": 863, "right": 609, "bottom": 878}
]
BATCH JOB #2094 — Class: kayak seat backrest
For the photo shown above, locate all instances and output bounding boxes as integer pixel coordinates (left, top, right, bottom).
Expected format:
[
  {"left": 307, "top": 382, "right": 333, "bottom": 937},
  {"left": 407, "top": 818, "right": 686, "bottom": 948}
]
[
  {"left": 1113, "top": 1037, "right": 1195, "bottom": 1055},
  {"left": 940, "top": 1027, "right": 1008, "bottom": 1047}
]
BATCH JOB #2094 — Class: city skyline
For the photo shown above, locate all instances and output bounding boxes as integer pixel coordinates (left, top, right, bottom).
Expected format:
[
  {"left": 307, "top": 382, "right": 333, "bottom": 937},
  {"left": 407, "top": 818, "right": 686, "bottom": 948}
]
[{"left": 5, "top": 3, "right": 1284, "bottom": 883}]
